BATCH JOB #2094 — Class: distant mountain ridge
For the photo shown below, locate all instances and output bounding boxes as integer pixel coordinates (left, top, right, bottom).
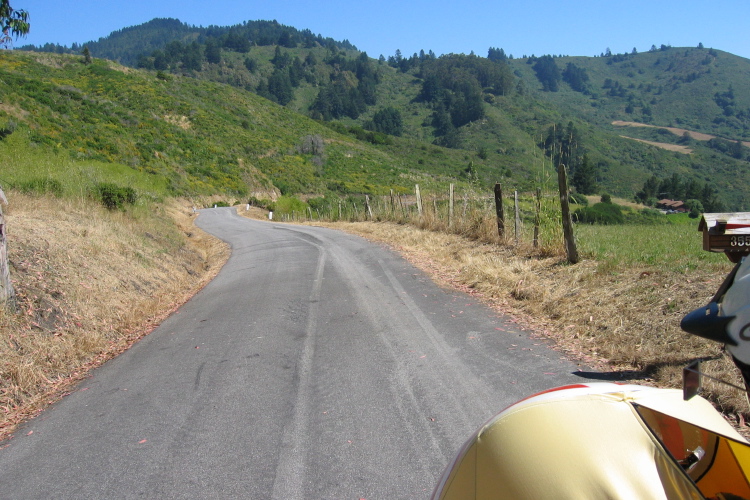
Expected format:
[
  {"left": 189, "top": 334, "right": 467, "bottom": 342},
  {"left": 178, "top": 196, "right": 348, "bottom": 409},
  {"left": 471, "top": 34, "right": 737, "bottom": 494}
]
[
  {"left": 19, "top": 18, "right": 357, "bottom": 67},
  {"left": 14, "top": 19, "right": 750, "bottom": 209}
]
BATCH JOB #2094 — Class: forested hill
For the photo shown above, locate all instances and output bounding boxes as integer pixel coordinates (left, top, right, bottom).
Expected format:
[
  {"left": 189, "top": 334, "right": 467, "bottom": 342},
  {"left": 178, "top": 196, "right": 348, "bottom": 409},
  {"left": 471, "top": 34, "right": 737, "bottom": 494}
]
[
  {"left": 15, "top": 19, "right": 750, "bottom": 209},
  {"left": 20, "top": 18, "right": 358, "bottom": 67}
]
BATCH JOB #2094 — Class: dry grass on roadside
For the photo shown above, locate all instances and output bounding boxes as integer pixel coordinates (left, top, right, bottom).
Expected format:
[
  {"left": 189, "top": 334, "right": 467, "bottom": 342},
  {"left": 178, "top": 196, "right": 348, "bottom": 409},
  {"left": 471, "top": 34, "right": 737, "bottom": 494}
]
[
  {"left": 0, "top": 194, "right": 228, "bottom": 440},
  {"left": 312, "top": 219, "right": 748, "bottom": 421}
]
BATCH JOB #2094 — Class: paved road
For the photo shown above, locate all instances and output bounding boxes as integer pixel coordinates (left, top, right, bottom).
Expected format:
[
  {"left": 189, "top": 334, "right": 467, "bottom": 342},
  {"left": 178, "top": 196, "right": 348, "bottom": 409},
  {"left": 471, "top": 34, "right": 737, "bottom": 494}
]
[{"left": 0, "top": 208, "right": 584, "bottom": 499}]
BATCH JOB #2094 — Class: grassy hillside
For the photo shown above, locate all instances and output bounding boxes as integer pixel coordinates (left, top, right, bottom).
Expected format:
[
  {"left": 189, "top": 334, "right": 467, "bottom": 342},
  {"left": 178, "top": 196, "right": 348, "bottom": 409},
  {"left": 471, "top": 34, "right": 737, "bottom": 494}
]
[
  {"left": 0, "top": 51, "right": 469, "bottom": 201},
  {"left": 311, "top": 47, "right": 750, "bottom": 208},
  {"left": 503, "top": 48, "right": 750, "bottom": 204},
  {"left": 15, "top": 22, "right": 750, "bottom": 209},
  {"left": 515, "top": 48, "right": 750, "bottom": 137}
]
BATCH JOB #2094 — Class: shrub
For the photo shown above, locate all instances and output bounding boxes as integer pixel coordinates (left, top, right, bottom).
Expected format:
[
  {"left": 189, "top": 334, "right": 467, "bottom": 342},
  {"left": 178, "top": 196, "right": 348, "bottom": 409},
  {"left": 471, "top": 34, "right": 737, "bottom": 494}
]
[
  {"left": 306, "top": 197, "right": 328, "bottom": 212},
  {"left": 247, "top": 196, "right": 274, "bottom": 210},
  {"left": 273, "top": 195, "right": 307, "bottom": 215},
  {"left": 624, "top": 207, "right": 668, "bottom": 224},
  {"left": 95, "top": 183, "right": 137, "bottom": 210},
  {"left": 19, "top": 177, "right": 63, "bottom": 196},
  {"left": 569, "top": 192, "right": 589, "bottom": 206},
  {"left": 0, "top": 120, "right": 16, "bottom": 140},
  {"left": 573, "top": 202, "right": 624, "bottom": 224}
]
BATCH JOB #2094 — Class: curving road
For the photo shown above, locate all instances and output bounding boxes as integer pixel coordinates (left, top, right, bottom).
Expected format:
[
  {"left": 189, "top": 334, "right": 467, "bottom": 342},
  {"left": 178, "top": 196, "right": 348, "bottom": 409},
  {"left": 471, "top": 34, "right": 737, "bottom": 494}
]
[{"left": 0, "top": 208, "right": 584, "bottom": 499}]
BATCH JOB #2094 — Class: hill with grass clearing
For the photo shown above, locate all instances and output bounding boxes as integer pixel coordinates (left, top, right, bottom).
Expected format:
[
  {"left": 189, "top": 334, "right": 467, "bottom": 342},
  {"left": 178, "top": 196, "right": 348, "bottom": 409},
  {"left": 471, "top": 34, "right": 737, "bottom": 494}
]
[
  {"left": 0, "top": 50, "right": 470, "bottom": 204},
  {"left": 14, "top": 21, "right": 750, "bottom": 209}
]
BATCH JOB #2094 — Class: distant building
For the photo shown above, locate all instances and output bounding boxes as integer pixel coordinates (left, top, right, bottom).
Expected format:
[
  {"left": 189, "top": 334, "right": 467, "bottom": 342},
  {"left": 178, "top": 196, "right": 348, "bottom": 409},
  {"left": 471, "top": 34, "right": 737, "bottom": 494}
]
[{"left": 656, "top": 199, "right": 687, "bottom": 213}]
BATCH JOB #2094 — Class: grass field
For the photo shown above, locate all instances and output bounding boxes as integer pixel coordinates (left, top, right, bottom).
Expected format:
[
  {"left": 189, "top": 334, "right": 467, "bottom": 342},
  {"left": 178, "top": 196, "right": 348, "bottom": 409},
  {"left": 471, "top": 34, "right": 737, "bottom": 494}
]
[{"left": 576, "top": 215, "right": 729, "bottom": 272}]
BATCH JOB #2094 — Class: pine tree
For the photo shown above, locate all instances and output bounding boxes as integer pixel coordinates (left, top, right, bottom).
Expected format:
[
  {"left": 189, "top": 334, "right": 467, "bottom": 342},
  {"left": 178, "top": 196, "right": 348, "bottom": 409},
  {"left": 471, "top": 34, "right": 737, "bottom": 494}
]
[
  {"left": 205, "top": 38, "right": 221, "bottom": 64},
  {"left": 532, "top": 55, "right": 561, "bottom": 91},
  {"left": 572, "top": 155, "right": 597, "bottom": 194},
  {"left": 82, "top": 46, "right": 92, "bottom": 65}
]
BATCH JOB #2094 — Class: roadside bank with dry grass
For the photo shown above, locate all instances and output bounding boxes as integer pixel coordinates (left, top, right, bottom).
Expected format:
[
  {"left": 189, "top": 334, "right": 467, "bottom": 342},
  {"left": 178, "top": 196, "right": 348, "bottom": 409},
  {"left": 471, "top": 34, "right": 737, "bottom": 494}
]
[{"left": 0, "top": 193, "right": 228, "bottom": 440}]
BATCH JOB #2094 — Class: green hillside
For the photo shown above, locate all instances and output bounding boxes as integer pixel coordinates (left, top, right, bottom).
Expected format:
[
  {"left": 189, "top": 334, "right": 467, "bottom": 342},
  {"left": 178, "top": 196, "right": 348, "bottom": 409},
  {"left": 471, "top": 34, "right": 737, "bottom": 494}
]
[
  {"left": 14, "top": 20, "right": 750, "bottom": 209},
  {"left": 505, "top": 47, "right": 750, "bottom": 208},
  {"left": 0, "top": 50, "right": 470, "bottom": 200}
]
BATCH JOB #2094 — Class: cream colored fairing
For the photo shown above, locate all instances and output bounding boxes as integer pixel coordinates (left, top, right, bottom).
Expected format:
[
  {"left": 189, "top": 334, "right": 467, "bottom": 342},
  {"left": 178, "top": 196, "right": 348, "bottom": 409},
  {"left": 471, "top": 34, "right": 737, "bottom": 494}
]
[{"left": 433, "top": 384, "right": 750, "bottom": 500}]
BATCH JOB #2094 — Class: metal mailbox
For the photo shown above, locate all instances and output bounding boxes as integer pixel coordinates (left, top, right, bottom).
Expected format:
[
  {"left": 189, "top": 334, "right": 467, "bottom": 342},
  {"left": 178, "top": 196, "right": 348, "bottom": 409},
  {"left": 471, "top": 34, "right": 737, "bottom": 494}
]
[{"left": 699, "top": 213, "right": 750, "bottom": 262}]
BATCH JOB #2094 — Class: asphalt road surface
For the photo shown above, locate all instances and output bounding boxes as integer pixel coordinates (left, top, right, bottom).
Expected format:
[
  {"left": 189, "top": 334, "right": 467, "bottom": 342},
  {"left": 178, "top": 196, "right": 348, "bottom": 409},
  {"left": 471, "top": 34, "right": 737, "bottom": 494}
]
[{"left": 0, "top": 208, "right": 586, "bottom": 499}]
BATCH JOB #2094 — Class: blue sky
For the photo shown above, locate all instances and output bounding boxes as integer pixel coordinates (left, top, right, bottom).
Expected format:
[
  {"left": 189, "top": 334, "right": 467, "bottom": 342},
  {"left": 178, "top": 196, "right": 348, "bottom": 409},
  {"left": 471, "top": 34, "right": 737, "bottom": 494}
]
[{"left": 11, "top": 0, "right": 750, "bottom": 60}]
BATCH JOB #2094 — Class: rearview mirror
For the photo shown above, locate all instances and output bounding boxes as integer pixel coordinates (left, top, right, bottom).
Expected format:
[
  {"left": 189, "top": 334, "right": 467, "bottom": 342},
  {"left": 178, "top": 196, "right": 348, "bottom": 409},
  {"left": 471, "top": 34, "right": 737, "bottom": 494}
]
[{"left": 683, "top": 360, "right": 702, "bottom": 400}]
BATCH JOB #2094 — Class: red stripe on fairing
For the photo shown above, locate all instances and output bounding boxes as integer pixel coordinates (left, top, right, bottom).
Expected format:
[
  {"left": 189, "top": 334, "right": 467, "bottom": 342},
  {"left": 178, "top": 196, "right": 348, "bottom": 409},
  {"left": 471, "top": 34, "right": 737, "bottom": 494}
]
[{"left": 514, "top": 384, "right": 592, "bottom": 404}]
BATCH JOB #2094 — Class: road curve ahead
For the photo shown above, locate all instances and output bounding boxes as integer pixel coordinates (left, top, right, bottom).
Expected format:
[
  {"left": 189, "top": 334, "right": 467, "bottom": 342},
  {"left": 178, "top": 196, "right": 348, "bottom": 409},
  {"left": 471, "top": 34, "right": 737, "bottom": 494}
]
[{"left": 0, "top": 208, "right": 583, "bottom": 499}]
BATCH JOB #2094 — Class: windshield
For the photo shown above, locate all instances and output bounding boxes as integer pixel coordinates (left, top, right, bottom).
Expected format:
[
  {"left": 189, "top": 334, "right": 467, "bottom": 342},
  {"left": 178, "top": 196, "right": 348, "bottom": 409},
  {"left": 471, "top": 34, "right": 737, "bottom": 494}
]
[{"left": 636, "top": 404, "right": 750, "bottom": 499}]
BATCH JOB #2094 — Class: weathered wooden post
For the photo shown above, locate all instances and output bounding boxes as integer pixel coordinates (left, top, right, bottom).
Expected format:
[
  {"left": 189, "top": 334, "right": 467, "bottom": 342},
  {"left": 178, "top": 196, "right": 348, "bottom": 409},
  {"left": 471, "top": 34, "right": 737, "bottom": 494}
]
[
  {"left": 494, "top": 183, "right": 505, "bottom": 238},
  {"left": 415, "top": 184, "right": 423, "bottom": 217},
  {"left": 557, "top": 165, "right": 580, "bottom": 264},
  {"left": 514, "top": 190, "right": 521, "bottom": 245},
  {"left": 449, "top": 183, "right": 455, "bottom": 227},
  {"left": 534, "top": 187, "right": 541, "bottom": 248},
  {"left": 365, "top": 195, "right": 373, "bottom": 220},
  {"left": 0, "top": 187, "right": 12, "bottom": 307}
]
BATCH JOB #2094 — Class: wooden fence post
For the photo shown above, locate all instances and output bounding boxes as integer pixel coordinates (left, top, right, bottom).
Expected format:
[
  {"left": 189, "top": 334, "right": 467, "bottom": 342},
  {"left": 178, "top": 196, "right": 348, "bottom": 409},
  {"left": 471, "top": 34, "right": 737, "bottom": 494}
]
[
  {"left": 494, "top": 183, "right": 505, "bottom": 238},
  {"left": 514, "top": 190, "right": 521, "bottom": 245},
  {"left": 534, "top": 187, "right": 541, "bottom": 248},
  {"left": 557, "top": 165, "right": 580, "bottom": 264},
  {"left": 415, "top": 184, "right": 423, "bottom": 217},
  {"left": 449, "top": 183, "right": 454, "bottom": 227},
  {"left": 0, "top": 187, "right": 12, "bottom": 307},
  {"left": 365, "top": 195, "right": 373, "bottom": 220}
]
